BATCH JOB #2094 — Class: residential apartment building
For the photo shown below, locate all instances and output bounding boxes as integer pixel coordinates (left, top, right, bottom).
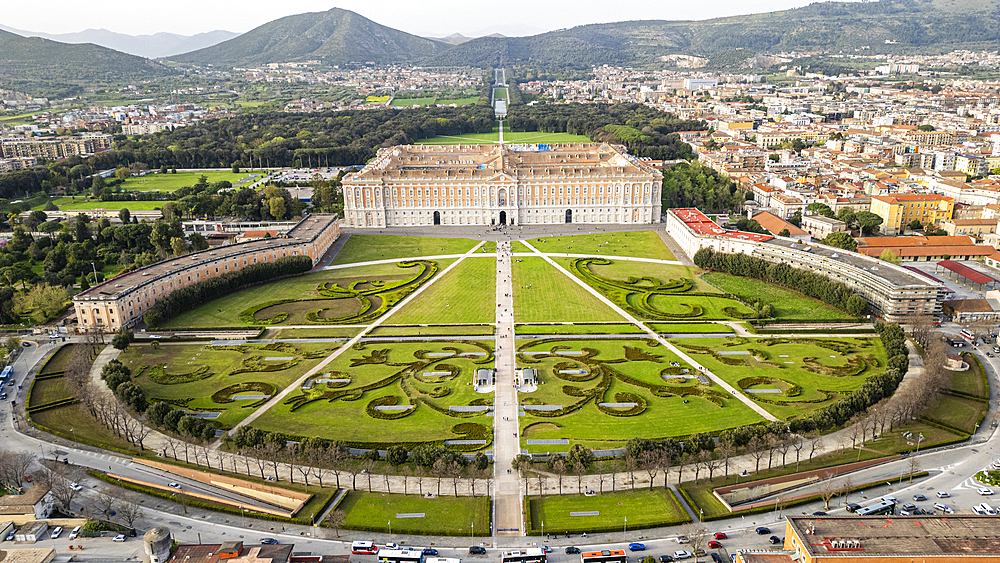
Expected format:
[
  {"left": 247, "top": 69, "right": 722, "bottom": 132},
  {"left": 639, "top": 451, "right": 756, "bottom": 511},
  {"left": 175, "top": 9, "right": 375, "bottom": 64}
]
[
  {"left": 342, "top": 143, "right": 661, "bottom": 227},
  {"left": 72, "top": 214, "right": 340, "bottom": 331},
  {"left": 869, "top": 194, "right": 955, "bottom": 235},
  {"left": 0, "top": 134, "right": 112, "bottom": 159},
  {"left": 666, "top": 208, "right": 943, "bottom": 322},
  {"left": 940, "top": 218, "right": 997, "bottom": 238},
  {"left": 801, "top": 214, "right": 848, "bottom": 239}
]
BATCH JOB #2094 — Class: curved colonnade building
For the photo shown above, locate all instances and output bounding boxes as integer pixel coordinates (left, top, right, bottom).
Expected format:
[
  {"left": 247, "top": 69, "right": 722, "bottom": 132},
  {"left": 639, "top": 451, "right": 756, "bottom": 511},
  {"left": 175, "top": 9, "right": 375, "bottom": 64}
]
[{"left": 341, "top": 143, "right": 662, "bottom": 227}]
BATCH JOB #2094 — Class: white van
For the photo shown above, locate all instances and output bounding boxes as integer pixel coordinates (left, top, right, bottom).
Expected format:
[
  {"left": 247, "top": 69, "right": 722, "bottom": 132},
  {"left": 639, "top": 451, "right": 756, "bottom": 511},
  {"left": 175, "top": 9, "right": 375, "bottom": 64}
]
[{"left": 69, "top": 526, "right": 81, "bottom": 539}]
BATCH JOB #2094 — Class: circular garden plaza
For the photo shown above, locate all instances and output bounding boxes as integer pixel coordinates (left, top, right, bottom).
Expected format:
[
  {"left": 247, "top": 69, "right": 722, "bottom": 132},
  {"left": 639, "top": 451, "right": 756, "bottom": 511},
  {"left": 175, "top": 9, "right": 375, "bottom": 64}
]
[{"left": 27, "top": 222, "right": 977, "bottom": 542}]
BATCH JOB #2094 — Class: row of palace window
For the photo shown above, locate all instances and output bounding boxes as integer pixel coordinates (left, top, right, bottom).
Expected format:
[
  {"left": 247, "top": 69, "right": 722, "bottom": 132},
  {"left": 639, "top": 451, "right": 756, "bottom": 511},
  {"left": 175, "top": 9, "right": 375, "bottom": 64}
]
[{"left": 349, "top": 184, "right": 655, "bottom": 199}]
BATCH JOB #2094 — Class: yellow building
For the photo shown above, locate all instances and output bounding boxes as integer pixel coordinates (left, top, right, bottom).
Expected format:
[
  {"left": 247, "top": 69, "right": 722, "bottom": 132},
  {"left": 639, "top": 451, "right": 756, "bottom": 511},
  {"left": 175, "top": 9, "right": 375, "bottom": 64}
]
[{"left": 869, "top": 193, "right": 954, "bottom": 235}]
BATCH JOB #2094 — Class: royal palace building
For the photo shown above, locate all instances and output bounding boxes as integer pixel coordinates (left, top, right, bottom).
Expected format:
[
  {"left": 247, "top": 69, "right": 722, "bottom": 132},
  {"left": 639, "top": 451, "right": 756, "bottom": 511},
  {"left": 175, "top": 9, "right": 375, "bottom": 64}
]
[{"left": 341, "top": 143, "right": 662, "bottom": 227}]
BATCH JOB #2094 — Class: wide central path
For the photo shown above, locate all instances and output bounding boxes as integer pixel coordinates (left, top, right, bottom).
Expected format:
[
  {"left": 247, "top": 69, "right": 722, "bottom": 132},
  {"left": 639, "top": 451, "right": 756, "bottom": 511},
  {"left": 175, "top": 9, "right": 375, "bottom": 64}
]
[{"left": 492, "top": 240, "right": 523, "bottom": 538}]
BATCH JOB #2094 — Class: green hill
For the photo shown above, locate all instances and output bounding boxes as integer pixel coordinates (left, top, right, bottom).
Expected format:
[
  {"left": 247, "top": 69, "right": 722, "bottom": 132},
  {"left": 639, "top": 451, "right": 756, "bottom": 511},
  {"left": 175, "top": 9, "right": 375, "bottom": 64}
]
[
  {"left": 170, "top": 7, "right": 451, "bottom": 67},
  {"left": 428, "top": 0, "right": 1000, "bottom": 68},
  {"left": 0, "top": 29, "right": 175, "bottom": 96}
]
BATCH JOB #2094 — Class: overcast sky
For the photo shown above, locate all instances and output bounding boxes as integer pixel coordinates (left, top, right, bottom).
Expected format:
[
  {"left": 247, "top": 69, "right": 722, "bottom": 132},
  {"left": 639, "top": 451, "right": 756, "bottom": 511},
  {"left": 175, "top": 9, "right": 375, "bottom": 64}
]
[{"left": 4, "top": 0, "right": 823, "bottom": 38}]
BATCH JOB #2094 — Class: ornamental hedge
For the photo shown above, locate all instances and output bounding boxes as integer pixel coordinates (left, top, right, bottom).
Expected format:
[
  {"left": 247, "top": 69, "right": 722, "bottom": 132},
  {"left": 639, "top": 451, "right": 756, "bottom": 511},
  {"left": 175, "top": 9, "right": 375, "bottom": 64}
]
[{"left": 145, "top": 255, "right": 313, "bottom": 328}]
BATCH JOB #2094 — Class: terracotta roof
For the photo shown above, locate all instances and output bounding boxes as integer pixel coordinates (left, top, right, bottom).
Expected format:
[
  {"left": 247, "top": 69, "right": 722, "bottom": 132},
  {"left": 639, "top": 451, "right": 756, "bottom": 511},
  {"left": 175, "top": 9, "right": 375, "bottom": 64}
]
[
  {"left": 858, "top": 236, "right": 976, "bottom": 248},
  {"left": 857, "top": 245, "right": 995, "bottom": 258},
  {"left": 871, "top": 194, "right": 954, "bottom": 204},
  {"left": 943, "top": 299, "right": 994, "bottom": 312},
  {"left": 751, "top": 211, "right": 808, "bottom": 236}
]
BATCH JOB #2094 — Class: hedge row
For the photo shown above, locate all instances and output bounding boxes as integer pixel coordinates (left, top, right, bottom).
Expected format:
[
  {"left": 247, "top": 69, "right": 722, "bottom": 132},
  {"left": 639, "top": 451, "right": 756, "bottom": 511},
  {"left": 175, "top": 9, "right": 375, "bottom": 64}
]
[
  {"left": 26, "top": 397, "right": 77, "bottom": 413},
  {"left": 145, "top": 255, "right": 313, "bottom": 328}
]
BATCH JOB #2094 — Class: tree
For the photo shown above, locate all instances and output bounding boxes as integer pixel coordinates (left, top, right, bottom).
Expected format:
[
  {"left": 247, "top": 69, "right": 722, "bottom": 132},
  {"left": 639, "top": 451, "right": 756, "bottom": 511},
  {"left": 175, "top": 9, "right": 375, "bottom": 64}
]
[
  {"left": 386, "top": 445, "right": 408, "bottom": 469},
  {"left": 119, "top": 208, "right": 131, "bottom": 224},
  {"left": 818, "top": 472, "right": 839, "bottom": 510},
  {"left": 909, "top": 219, "right": 922, "bottom": 230},
  {"left": 115, "top": 166, "right": 131, "bottom": 181},
  {"left": 823, "top": 231, "right": 857, "bottom": 252},
  {"left": 111, "top": 327, "right": 134, "bottom": 350},
  {"left": 324, "top": 509, "right": 346, "bottom": 537},
  {"left": 855, "top": 211, "right": 884, "bottom": 235},
  {"left": 879, "top": 248, "right": 902, "bottom": 265},
  {"left": 116, "top": 491, "right": 145, "bottom": 528},
  {"left": 845, "top": 294, "right": 867, "bottom": 317},
  {"left": 806, "top": 202, "right": 835, "bottom": 218},
  {"left": 565, "top": 444, "right": 594, "bottom": 470},
  {"left": 170, "top": 237, "right": 188, "bottom": 256},
  {"left": 778, "top": 228, "right": 790, "bottom": 237}
]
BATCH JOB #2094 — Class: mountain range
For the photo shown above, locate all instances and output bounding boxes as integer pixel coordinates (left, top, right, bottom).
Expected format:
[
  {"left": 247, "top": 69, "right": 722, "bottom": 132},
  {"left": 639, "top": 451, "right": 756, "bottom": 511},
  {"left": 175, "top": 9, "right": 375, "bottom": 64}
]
[
  {"left": 2, "top": 0, "right": 999, "bottom": 96},
  {"left": 0, "top": 24, "right": 238, "bottom": 58}
]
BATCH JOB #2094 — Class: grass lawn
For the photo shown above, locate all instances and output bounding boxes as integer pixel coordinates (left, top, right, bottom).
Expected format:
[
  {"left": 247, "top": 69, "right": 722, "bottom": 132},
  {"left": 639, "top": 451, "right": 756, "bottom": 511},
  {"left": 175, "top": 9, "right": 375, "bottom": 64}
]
[
  {"left": 951, "top": 352, "right": 989, "bottom": 398},
  {"left": 30, "top": 403, "right": 141, "bottom": 454},
  {"left": 527, "top": 488, "right": 690, "bottom": 534},
  {"left": 513, "top": 258, "right": 622, "bottom": 322},
  {"left": 671, "top": 336, "right": 887, "bottom": 420},
  {"left": 164, "top": 261, "right": 451, "bottom": 329},
  {"left": 416, "top": 128, "right": 591, "bottom": 145},
  {"left": 252, "top": 340, "right": 494, "bottom": 445},
  {"left": 528, "top": 231, "right": 674, "bottom": 260},
  {"left": 60, "top": 200, "right": 167, "bottom": 211},
  {"left": 650, "top": 323, "right": 735, "bottom": 334},
  {"left": 121, "top": 341, "right": 338, "bottom": 429},
  {"left": 558, "top": 258, "right": 755, "bottom": 321},
  {"left": 332, "top": 235, "right": 478, "bottom": 265},
  {"left": 391, "top": 257, "right": 496, "bottom": 324},
  {"left": 436, "top": 97, "right": 480, "bottom": 106},
  {"left": 701, "top": 272, "right": 854, "bottom": 321},
  {"left": 28, "top": 377, "right": 70, "bottom": 407},
  {"left": 511, "top": 241, "right": 532, "bottom": 252},
  {"left": 515, "top": 323, "right": 646, "bottom": 335},
  {"left": 39, "top": 344, "right": 78, "bottom": 373},
  {"left": 336, "top": 491, "right": 490, "bottom": 535},
  {"left": 516, "top": 338, "right": 765, "bottom": 451},
  {"left": 391, "top": 97, "right": 437, "bottom": 107},
  {"left": 271, "top": 328, "right": 364, "bottom": 339},
  {"left": 371, "top": 325, "right": 495, "bottom": 337},
  {"left": 923, "top": 395, "right": 986, "bottom": 434},
  {"left": 118, "top": 170, "right": 264, "bottom": 193},
  {"left": 494, "top": 88, "right": 508, "bottom": 100}
]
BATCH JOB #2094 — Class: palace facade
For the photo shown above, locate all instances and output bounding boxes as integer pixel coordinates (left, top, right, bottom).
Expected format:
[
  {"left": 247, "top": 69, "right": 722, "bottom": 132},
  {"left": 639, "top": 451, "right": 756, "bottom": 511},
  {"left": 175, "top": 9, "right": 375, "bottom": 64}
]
[{"left": 341, "top": 143, "right": 662, "bottom": 227}]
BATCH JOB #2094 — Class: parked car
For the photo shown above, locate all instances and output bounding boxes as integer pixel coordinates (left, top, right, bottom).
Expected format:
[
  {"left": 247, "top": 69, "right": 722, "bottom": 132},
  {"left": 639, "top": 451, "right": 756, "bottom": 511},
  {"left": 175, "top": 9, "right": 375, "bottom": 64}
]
[
  {"left": 422, "top": 549, "right": 438, "bottom": 556},
  {"left": 260, "top": 539, "right": 278, "bottom": 545},
  {"left": 469, "top": 547, "right": 487, "bottom": 555},
  {"left": 913, "top": 494, "right": 927, "bottom": 501},
  {"left": 672, "top": 551, "right": 692, "bottom": 560},
  {"left": 755, "top": 527, "right": 771, "bottom": 535},
  {"left": 658, "top": 556, "right": 674, "bottom": 563},
  {"left": 710, "top": 554, "right": 723, "bottom": 563},
  {"left": 69, "top": 483, "right": 83, "bottom": 492},
  {"left": 707, "top": 541, "right": 722, "bottom": 549},
  {"left": 934, "top": 502, "right": 954, "bottom": 514},
  {"left": 694, "top": 549, "right": 706, "bottom": 557},
  {"left": 565, "top": 547, "right": 581, "bottom": 555},
  {"left": 978, "top": 488, "right": 994, "bottom": 496},
  {"left": 51, "top": 527, "right": 63, "bottom": 539},
  {"left": 4, "top": 533, "right": 13, "bottom": 542},
  {"left": 68, "top": 526, "right": 81, "bottom": 540},
  {"left": 813, "top": 511, "right": 828, "bottom": 516},
  {"left": 902, "top": 503, "right": 917, "bottom": 511},
  {"left": 768, "top": 536, "right": 782, "bottom": 545},
  {"left": 713, "top": 532, "right": 728, "bottom": 540},
  {"left": 113, "top": 534, "right": 127, "bottom": 542},
  {"left": 676, "top": 536, "right": 690, "bottom": 544},
  {"left": 937, "top": 491, "right": 951, "bottom": 498},
  {"left": 629, "top": 543, "right": 646, "bottom": 552},
  {"left": 979, "top": 503, "right": 996, "bottom": 515}
]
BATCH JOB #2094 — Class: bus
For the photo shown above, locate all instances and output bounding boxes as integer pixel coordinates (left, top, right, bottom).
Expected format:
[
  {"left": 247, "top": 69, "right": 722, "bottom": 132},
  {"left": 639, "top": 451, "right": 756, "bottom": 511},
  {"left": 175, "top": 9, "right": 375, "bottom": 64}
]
[
  {"left": 856, "top": 499, "right": 895, "bottom": 516},
  {"left": 352, "top": 541, "right": 379, "bottom": 555},
  {"left": 581, "top": 550, "right": 628, "bottom": 563},
  {"left": 961, "top": 329, "right": 975, "bottom": 341},
  {"left": 377, "top": 550, "right": 423, "bottom": 563},
  {"left": 501, "top": 549, "right": 546, "bottom": 563},
  {"left": 0, "top": 365, "right": 11, "bottom": 385}
]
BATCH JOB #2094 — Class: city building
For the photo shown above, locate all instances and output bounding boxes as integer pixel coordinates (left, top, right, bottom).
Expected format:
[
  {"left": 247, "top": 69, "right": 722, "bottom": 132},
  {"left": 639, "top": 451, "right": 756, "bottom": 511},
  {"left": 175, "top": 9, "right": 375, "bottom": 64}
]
[
  {"left": 856, "top": 235, "right": 996, "bottom": 261},
  {"left": 801, "top": 214, "right": 848, "bottom": 239},
  {"left": 779, "top": 515, "right": 1000, "bottom": 563},
  {"left": 169, "top": 542, "right": 293, "bottom": 563},
  {"left": 869, "top": 194, "right": 955, "bottom": 235},
  {"left": 750, "top": 211, "right": 809, "bottom": 241},
  {"left": 72, "top": 214, "right": 340, "bottom": 331},
  {"left": 341, "top": 143, "right": 662, "bottom": 227},
  {"left": 939, "top": 218, "right": 998, "bottom": 238},
  {"left": 0, "top": 134, "right": 112, "bottom": 160},
  {"left": 0, "top": 485, "right": 53, "bottom": 524},
  {"left": 666, "top": 208, "right": 943, "bottom": 321}
]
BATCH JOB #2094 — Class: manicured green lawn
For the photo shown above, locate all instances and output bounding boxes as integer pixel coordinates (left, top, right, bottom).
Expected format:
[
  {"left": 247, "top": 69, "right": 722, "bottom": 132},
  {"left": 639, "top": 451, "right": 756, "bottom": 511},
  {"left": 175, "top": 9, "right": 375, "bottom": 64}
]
[
  {"left": 416, "top": 128, "right": 591, "bottom": 145},
  {"left": 528, "top": 231, "right": 674, "bottom": 260},
  {"left": 517, "top": 338, "right": 764, "bottom": 452},
  {"left": 28, "top": 377, "right": 70, "bottom": 407},
  {"left": 39, "top": 344, "right": 78, "bottom": 373},
  {"left": 494, "top": 88, "right": 508, "bottom": 100},
  {"left": 337, "top": 491, "right": 490, "bottom": 535},
  {"left": 650, "top": 323, "right": 735, "bottom": 334},
  {"left": 391, "top": 257, "right": 497, "bottom": 324},
  {"left": 515, "top": 323, "right": 646, "bottom": 335},
  {"left": 527, "top": 488, "right": 690, "bottom": 534},
  {"left": 391, "top": 97, "right": 437, "bottom": 107},
  {"left": 253, "top": 340, "right": 494, "bottom": 445},
  {"left": 511, "top": 241, "right": 532, "bottom": 252},
  {"left": 164, "top": 261, "right": 451, "bottom": 329},
  {"left": 332, "top": 235, "right": 478, "bottom": 265},
  {"left": 923, "top": 395, "right": 985, "bottom": 434},
  {"left": 60, "top": 201, "right": 166, "bottom": 211},
  {"left": 371, "top": 325, "right": 495, "bottom": 337},
  {"left": 120, "top": 341, "right": 337, "bottom": 429},
  {"left": 118, "top": 170, "right": 263, "bottom": 193},
  {"left": 951, "top": 353, "right": 989, "bottom": 398},
  {"left": 513, "top": 258, "right": 622, "bottom": 322},
  {"left": 272, "top": 328, "right": 364, "bottom": 339},
  {"left": 701, "top": 272, "right": 854, "bottom": 321},
  {"left": 436, "top": 97, "right": 481, "bottom": 106},
  {"left": 672, "top": 336, "right": 887, "bottom": 420},
  {"left": 31, "top": 403, "right": 141, "bottom": 454}
]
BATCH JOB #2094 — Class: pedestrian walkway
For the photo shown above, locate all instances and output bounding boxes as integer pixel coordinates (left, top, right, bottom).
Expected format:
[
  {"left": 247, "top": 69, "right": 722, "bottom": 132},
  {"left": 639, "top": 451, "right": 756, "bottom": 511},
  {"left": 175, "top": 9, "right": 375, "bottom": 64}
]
[{"left": 492, "top": 239, "right": 522, "bottom": 538}]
